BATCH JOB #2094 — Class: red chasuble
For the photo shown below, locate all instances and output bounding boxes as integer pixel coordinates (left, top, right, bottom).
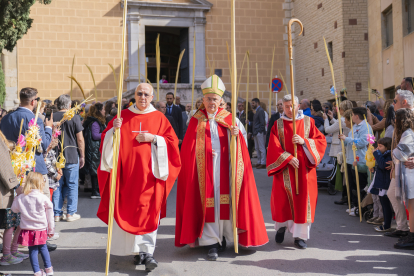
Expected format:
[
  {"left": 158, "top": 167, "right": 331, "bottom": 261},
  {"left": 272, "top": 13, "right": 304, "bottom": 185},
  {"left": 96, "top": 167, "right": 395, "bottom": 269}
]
[
  {"left": 175, "top": 108, "right": 268, "bottom": 247},
  {"left": 266, "top": 115, "right": 326, "bottom": 224},
  {"left": 97, "top": 109, "right": 181, "bottom": 235}
]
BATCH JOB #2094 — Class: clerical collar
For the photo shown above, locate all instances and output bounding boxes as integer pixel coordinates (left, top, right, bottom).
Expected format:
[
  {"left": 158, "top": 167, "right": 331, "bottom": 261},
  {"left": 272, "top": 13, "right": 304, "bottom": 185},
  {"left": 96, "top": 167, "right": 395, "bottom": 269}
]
[
  {"left": 207, "top": 109, "right": 218, "bottom": 120},
  {"left": 281, "top": 110, "right": 304, "bottom": 121},
  {"left": 128, "top": 104, "right": 156, "bottom": 114}
]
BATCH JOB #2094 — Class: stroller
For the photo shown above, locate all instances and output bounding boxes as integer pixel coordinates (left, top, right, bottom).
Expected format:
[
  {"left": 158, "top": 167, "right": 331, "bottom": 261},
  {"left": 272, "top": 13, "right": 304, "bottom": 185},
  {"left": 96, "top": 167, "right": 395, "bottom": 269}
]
[{"left": 316, "top": 135, "right": 338, "bottom": 195}]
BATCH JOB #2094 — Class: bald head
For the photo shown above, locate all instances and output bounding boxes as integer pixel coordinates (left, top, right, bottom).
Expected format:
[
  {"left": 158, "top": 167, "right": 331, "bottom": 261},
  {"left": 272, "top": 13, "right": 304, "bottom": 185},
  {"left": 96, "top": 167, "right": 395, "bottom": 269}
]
[
  {"left": 135, "top": 83, "right": 154, "bottom": 111},
  {"left": 277, "top": 99, "right": 284, "bottom": 113},
  {"left": 300, "top": 99, "right": 310, "bottom": 110}
]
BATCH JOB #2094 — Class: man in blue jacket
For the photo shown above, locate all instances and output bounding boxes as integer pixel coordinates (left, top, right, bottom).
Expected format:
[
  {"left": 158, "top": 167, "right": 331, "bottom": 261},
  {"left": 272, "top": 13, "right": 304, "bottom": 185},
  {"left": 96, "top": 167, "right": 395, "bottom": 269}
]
[{"left": 0, "top": 87, "right": 57, "bottom": 251}]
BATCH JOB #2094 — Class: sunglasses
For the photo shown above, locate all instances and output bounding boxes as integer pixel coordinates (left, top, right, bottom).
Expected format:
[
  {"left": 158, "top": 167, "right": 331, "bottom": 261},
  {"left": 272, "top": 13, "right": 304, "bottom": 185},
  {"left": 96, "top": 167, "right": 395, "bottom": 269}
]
[
  {"left": 33, "top": 97, "right": 40, "bottom": 102},
  {"left": 394, "top": 99, "right": 397, "bottom": 104},
  {"left": 136, "top": 92, "right": 152, "bottom": 98}
]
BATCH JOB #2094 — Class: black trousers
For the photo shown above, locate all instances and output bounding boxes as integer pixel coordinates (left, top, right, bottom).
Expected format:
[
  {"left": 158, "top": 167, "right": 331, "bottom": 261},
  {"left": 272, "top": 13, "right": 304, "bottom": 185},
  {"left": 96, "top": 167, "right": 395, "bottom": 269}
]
[
  {"left": 347, "top": 164, "right": 368, "bottom": 206},
  {"left": 91, "top": 175, "right": 100, "bottom": 194},
  {"left": 380, "top": 195, "right": 393, "bottom": 229}
]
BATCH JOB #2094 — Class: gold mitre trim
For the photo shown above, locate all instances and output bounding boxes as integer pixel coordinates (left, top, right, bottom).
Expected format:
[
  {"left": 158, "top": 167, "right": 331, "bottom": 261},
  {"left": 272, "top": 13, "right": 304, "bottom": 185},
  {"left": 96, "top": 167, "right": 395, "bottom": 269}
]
[{"left": 201, "top": 74, "right": 225, "bottom": 97}]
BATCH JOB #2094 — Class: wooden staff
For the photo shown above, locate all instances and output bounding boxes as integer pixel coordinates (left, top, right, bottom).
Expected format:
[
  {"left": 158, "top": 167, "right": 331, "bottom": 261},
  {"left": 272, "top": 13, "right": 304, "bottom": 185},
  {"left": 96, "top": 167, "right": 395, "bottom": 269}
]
[
  {"left": 323, "top": 37, "right": 351, "bottom": 210},
  {"left": 256, "top": 63, "right": 259, "bottom": 98},
  {"left": 70, "top": 55, "right": 75, "bottom": 100},
  {"left": 230, "top": 0, "right": 238, "bottom": 254},
  {"left": 350, "top": 115, "right": 363, "bottom": 222},
  {"left": 269, "top": 45, "right": 275, "bottom": 116},
  {"left": 174, "top": 49, "right": 186, "bottom": 103},
  {"left": 105, "top": 0, "right": 127, "bottom": 274},
  {"left": 191, "top": 32, "right": 196, "bottom": 109},
  {"left": 156, "top": 34, "right": 160, "bottom": 101},
  {"left": 287, "top": 19, "right": 303, "bottom": 195},
  {"left": 85, "top": 64, "right": 97, "bottom": 100},
  {"left": 246, "top": 51, "right": 250, "bottom": 131},
  {"left": 206, "top": 54, "right": 212, "bottom": 76}
]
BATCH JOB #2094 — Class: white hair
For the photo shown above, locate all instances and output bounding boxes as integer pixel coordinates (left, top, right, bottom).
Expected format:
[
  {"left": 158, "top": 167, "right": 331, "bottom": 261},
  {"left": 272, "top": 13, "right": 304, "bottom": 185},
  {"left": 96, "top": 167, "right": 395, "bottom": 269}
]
[
  {"left": 282, "top": 94, "right": 299, "bottom": 104},
  {"left": 396, "top": 89, "right": 414, "bottom": 107},
  {"left": 136, "top": 83, "right": 154, "bottom": 95}
]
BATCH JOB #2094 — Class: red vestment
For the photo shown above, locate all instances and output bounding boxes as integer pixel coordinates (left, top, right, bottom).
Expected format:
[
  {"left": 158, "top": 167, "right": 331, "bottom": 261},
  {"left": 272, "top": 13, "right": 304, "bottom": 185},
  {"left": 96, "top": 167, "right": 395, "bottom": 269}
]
[
  {"left": 97, "top": 109, "right": 181, "bottom": 235},
  {"left": 266, "top": 115, "right": 326, "bottom": 224},
  {"left": 175, "top": 108, "right": 268, "bottom": 247}
]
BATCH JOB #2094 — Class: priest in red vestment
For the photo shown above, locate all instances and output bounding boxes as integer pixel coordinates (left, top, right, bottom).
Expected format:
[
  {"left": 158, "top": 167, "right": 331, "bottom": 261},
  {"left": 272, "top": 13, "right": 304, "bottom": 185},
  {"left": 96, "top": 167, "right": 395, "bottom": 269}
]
[
  {"left": 175, "top": 75, "right": 268, "bottom": 261},
  {"left": 267, "top": 94, "right": 326, "bottom": 249},
  {"left": 97, "top": 83, "right": 181, "bottom": 272}
]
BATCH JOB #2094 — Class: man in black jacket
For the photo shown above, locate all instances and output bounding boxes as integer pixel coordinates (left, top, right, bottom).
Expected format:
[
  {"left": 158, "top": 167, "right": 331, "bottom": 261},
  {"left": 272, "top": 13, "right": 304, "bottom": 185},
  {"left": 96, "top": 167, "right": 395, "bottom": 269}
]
[
  {"left": 175, "top": 96, "right": 186, "bottom": 112},
  {"left": 165, "top": 92, "right": 183, "bottom": 144},
  {"left": 266, "top": 99, "right": 283, "bottom": 148},
  {"left": 155, "top": 101, "right": 179, "bottom": 137},
  {"left": 250, "top": 98, "right": 266, "bottom": 169}
]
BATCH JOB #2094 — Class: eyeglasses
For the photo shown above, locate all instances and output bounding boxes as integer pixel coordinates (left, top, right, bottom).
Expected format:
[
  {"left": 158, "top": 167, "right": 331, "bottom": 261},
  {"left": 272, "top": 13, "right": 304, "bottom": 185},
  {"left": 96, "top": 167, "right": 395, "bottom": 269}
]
[
  {"left": 219, "top": 103, "right": 225, "bottom": 107},
  {"left": 33, "top": 97, "right": 40, "bottom": 102},
  {"left": 136, "top": 92, "right": 152, "bottom": 98},
  {"left": 394, "top": 99, "right": 397, "bottom": 104}
]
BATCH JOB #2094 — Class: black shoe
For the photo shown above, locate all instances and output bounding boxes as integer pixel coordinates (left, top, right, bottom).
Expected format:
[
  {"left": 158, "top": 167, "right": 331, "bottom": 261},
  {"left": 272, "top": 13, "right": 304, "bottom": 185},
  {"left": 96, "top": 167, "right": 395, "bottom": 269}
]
[
  {"left": 90, "top": 191, "right": 101, "bottom": 199},
  {"left": 219, "top": 237, "right": 227, "bottom": 252},
  {"left": 133, "top": 252, "right": 147, "bottom": 265},
  {"left": 47, "top": 242, "right": 57, "bottom": 252},
  {"left": 334, "top": 197, "right": 348, "bottom": 205},
  {"left": 394, "top": 233, "right": 414, "bottom": 250},
  {"left": 143, "top": 254, "right": 158, "bottom": 271},
  {"left": 275, "top": 227, "right": 286, "bottom": 244},
  {"left": 207, "top": 247, "right": 218, "bottom": 261},
  {"left": 294, "top": 239, "right": 307, "bottom": 249},
  {"left": 384, "top": 230, "right": 409, "bottom": 238}
]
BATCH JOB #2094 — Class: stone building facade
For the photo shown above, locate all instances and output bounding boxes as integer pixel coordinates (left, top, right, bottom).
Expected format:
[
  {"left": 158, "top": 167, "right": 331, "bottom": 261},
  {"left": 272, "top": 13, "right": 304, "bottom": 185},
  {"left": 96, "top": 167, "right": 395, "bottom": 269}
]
[
  {"left": 283, "top": 0, "right": 370, "bottom": 104},
  {"left": 368, "top": 0, "right": 414, "bottom": 99},
  {"left": 3, "top": 0, "right": 286, "bottom": 110}
]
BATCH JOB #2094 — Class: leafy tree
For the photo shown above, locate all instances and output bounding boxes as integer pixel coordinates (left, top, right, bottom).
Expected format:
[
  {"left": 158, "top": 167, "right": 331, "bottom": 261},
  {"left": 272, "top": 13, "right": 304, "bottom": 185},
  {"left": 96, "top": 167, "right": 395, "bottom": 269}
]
[
  {"left": 0, "top": 61, "right": 5, "bottom": 107},
  {"left": 0, "top": 0, "right": 52, "bottom": 52}
]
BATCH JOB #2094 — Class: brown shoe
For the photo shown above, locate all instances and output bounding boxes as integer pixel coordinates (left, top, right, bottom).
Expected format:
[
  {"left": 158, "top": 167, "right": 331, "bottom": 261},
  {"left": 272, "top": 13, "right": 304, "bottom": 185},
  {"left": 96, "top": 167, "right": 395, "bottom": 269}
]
[
  {"left": 372, "top": 217, "right": 384, "bottom": 225},
  {"left": 255, "top": 164, "right": 261, "bottom": 168},
  {"left": 259, "top": 165, "right": 267, "bottom": 169}
]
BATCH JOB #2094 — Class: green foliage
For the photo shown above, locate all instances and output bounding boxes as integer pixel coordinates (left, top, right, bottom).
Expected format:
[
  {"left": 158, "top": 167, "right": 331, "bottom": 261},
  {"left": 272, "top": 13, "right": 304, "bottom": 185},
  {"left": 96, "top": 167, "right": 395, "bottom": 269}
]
[
  {"left": 0, "top": 0, "right": 52, "bottom": 52},
  {"left": 0, "top": 61, "right": 6, "bottom": 107}
]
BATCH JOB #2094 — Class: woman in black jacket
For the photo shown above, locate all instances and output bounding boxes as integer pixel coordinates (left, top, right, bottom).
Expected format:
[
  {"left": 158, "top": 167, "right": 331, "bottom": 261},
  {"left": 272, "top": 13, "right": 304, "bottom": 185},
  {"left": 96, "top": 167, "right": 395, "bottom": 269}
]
[{"left": 83, "top": 103, "right": 106, "bottom": 199}]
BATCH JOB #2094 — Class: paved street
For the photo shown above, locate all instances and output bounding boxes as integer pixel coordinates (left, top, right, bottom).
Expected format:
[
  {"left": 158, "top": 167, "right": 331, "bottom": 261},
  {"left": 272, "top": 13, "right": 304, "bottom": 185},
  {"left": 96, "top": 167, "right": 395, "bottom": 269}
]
[{"left": 3, "top": 168, "right": 414, "bottom": 276}]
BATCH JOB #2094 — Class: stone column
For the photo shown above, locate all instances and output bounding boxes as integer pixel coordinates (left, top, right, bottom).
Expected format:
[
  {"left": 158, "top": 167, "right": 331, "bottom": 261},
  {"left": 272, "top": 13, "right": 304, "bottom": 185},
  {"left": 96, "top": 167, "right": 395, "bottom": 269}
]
[
  {"left": 126, "top": 7, "right": 141, "bottom": 91},
  {"left": 194, "top": 10, "right": 207, "bottom": 84},
  {"left": 1, "top": 49, "right": 19, "bottom": 110}
]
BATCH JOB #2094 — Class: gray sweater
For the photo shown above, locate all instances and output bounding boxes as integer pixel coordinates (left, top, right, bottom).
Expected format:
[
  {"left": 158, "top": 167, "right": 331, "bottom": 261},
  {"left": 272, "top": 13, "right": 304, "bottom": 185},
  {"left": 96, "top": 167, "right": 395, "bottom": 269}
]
[{"left": 252, "top": 106, "right": 266, "bottom": 136}]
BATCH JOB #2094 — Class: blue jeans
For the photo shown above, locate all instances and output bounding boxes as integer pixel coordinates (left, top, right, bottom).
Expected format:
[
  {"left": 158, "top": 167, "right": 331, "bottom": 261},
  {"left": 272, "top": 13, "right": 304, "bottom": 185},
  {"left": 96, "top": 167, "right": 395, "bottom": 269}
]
[
  {"left": 29, "top": 244, "right": 52, "bottom": 273},
  {"left": 52, "top": 161, "right": 79, "bottom": 216}
]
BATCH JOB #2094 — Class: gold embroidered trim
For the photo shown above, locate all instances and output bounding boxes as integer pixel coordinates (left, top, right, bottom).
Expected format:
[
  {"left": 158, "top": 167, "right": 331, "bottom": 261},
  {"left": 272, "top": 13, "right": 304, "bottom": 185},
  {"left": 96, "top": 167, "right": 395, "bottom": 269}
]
[
  {"left": 206, "top": 198, "right": 215, "bottom": 207},
  {"left": 304, "top": 116, "right": 321, "bottom": 164},
  {"left": 236, "top": 138, "right": 244, "bottom": 208},
  {"left": 307, "top": 194, "right": 312, "bottom": 223},
  {"left": 220, "top": 194, "right": 230, "bottom": 204},
  {"left": 267, "top": 151, "right": 291, "bottom": 173},
  {"left": 195, "top": 114, "right": 207, "bottom": 215},
  {"left": 277, "top": 118, "right": 285, "bottom": 150},
  {"left": 283, "top": 168, "right": 295, "bottom": 220}
]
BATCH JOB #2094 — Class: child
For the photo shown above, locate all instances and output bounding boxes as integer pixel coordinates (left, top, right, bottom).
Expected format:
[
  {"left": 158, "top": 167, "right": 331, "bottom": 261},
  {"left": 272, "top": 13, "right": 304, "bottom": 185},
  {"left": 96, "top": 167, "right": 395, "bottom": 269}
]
[
  {"left": 11, "top": 172, "right": 54, "bottom": 276},
  {"left": 0, "top": 132, "right": 28, "bottom": 265},
  {"left": 44, "top": 137, "right": 62, "bottom": 202},
  {"left": 339, "top": 108, "right": 372, "bottom": 216},
  {"left": 369, "top": 137, "right": 393, "bottom": 231},
  {"left": 393, "top": 108, "right": 414, "bottom": 249}
]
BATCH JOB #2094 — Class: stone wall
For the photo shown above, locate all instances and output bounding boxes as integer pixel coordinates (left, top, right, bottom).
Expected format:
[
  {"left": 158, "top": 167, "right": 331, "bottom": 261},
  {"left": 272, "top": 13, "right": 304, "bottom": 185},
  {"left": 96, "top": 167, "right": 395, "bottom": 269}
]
[
  {"left": 14, "top": 0, "right": 286, "bottom": 110},
  {"left": 284, "top": 0, "right": 370, "bottom": 103},
  {"left": 368, "top": 0, "right": 414, "bottom": 97}
]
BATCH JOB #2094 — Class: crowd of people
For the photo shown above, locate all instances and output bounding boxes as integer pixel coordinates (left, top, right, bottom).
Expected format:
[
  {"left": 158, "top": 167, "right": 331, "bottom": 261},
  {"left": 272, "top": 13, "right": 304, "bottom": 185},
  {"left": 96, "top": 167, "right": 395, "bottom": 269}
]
[{"left": 0, "top": 76, "right": 413, "bottom": 275}]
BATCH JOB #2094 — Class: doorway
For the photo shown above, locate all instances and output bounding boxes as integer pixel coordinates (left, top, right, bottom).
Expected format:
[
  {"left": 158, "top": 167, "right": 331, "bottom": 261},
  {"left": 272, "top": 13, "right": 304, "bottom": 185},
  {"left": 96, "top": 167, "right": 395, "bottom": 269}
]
[{"left": 145, "top": 26, "right": 189, "bottom": 84}]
